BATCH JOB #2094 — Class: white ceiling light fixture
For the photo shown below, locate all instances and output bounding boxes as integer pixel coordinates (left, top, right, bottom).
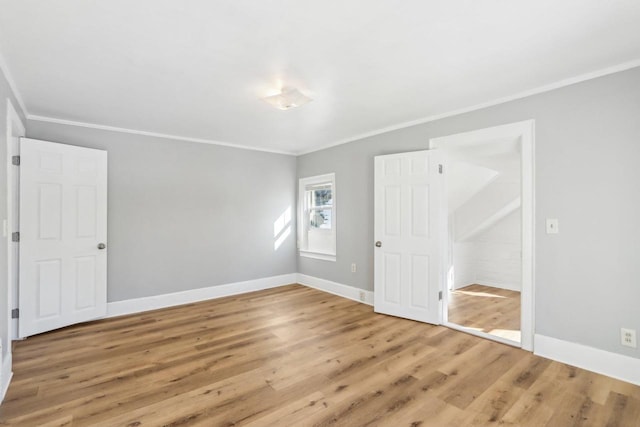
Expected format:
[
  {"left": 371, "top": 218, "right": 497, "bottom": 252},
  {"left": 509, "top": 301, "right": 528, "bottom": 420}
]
[{"left": 262, "top": 86, "right": 312, "bottom": 110}]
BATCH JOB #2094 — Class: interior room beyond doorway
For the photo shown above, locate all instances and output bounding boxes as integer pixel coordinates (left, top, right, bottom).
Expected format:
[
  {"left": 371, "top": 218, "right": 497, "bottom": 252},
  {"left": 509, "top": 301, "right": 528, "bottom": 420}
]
[{"left": 430, "top": 120, "right": 534, "bottom": 349}]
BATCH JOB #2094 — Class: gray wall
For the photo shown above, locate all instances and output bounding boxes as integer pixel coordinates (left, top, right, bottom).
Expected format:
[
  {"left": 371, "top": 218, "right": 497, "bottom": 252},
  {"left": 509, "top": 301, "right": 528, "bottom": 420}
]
[
  {"left": 297, "top": 67, "right": 640, "bottom": 359},
  {"left": 27, "top": 121, "right": 297, "bottom": 302},
  {"left": 0, "top": 68, "right": 26, "bottom": 361}
]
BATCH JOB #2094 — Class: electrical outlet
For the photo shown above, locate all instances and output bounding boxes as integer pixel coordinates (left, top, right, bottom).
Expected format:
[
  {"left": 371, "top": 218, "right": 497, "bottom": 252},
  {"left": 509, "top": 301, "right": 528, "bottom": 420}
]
[
  {"left": 351, "top": 263, "right": 357, "bottom": 273},
  {"left": 621, "top": 328, "right": 637, "bottom": 348},
  {"left": 359, "top": 291, "right": 366, "bottom": 302}
]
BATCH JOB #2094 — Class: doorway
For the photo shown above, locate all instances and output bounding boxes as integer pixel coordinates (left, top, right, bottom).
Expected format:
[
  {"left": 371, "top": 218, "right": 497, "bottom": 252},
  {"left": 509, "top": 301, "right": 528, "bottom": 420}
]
[{"left": 430, "top": 121, "right": 534, "bottom": 351}]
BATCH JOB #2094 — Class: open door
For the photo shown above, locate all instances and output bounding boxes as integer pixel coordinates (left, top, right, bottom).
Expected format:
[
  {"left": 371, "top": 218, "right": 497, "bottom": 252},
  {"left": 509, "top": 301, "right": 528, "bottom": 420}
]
[
  {"left": 19, "top": 138, "right": 108, "bottom": 337},
  {"left": 374, "top": 150, "right": 444, "bottom": 324}
]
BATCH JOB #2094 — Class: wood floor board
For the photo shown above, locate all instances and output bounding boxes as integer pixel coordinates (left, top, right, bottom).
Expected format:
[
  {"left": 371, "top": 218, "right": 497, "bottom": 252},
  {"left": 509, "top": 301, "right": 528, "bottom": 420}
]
[
  {"left": 461, "top": 378, "right": 528, "bottom": 425},
  {"left": 499, "top": 352, "right": 554, "bottom": 391},
  {"left": 437, "top": 344, "right": 527, "bottom": 410},
  {"left": 1, "top": 284, "right": 638, "bottom": 426},
  {"left": 448, "top": 283, "right": 521, "bottom": 342}
]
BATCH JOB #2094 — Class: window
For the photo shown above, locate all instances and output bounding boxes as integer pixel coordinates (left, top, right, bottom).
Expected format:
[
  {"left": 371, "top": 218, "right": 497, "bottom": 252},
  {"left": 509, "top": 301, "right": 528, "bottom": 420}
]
[{"left": 298, "top": 173, "right": 336, "bottom": 261}]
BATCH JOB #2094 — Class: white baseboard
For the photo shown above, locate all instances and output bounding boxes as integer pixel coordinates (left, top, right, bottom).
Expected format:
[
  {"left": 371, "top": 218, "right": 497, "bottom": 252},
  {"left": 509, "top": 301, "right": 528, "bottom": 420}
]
[
  {"left": 475, "top": 280, "right": 521, "bottom": 292},
  {"left": 106, "top": 272, "right": 372, "bottom": 320},
  {"left": 106, "top": 273, "right": 298, "bottom": 318},
  {"left": 297, "top": 274, "right": 374, "bottom": 306},
  {"left": 534, "top": 334, "right": 640, "bottom": 386},
  {"left": 455, "top": 281, "right": 521, "bottom": 292},
  {"left": 1, "top": 352, "right": 13, "bottom": 403}
]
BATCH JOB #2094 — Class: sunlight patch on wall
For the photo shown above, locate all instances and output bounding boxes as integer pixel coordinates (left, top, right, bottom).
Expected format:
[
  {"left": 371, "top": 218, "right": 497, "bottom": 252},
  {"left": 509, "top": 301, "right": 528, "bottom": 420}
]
[{"left": 274, "top": 207, "right": 292, "bottom": 250}]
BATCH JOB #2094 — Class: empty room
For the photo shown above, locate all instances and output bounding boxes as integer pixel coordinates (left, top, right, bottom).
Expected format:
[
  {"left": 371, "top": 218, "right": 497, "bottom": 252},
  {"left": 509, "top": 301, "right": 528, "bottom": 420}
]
[{"left": 0, "top": 1, "right": 639, "bottom": 426}]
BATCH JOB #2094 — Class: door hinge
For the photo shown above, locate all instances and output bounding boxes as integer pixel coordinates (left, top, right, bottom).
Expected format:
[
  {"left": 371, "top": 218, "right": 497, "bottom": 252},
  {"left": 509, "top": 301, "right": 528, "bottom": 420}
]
[
  {"left": 438, "top": 164, "right": 443, "bottom": 174},
  {"left": 11, "top": 155, "right": 20, "bottom": 166},
  {"left": 439, "top": 291, "right": 443, "bottom": 300},
  {"left": 11, "top": 308, "right": 19, "bottom": 319},
  {"left": 11, "top": 231, "right": 19, "bottom": 242}
]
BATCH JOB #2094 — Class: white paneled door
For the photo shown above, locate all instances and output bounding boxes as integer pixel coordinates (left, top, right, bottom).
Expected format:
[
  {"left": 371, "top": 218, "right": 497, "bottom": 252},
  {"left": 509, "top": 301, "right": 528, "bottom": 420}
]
[
  {"left": 374, "top": 150, "right": 444, "bottom": 324},
  {"left": 19, "top": 138, "right": 107, "bottom": 337}
]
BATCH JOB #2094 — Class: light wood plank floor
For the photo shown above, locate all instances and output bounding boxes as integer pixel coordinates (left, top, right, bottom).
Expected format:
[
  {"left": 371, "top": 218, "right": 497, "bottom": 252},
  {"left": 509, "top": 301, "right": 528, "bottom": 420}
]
[
  {"left": 449, "top": 284, "right": 521, "bottom": 342},
  {"left": 1, "top": 284, "right": 639, "bottom": 426}
]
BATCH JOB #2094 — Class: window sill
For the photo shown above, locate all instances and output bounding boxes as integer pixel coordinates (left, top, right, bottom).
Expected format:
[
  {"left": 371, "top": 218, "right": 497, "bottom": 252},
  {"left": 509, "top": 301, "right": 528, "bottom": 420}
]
[{"left": 299, "top": 251, "right": 336, "bottom": 262}]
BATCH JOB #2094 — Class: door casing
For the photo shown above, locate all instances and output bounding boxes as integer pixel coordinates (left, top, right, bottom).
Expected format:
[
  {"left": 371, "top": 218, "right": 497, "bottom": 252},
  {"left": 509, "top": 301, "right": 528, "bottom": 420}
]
[{"left": 6, "top": 99, "right": 25, "bottom": 343}]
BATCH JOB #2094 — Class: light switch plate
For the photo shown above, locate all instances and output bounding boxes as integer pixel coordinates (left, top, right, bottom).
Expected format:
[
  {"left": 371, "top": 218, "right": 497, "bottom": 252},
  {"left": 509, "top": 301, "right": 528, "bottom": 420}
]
[{"left": 546, "top": 218, "right": 559, "bottom": 234}]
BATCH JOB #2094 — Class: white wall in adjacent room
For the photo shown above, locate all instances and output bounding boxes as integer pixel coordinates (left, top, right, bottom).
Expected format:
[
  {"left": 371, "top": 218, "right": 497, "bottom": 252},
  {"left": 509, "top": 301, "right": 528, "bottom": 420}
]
[{"left": 453, "top": 209, "right": 522, "bottom": 291}]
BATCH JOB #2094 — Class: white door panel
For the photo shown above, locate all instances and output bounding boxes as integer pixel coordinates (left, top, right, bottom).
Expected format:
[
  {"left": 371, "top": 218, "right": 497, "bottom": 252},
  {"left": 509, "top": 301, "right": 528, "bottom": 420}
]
[
  {"left": 374, "top": 150, "right": 443, "bottom": 324},
  {"left": 19, "top": 138, "right": 107, "bottom": 337}
]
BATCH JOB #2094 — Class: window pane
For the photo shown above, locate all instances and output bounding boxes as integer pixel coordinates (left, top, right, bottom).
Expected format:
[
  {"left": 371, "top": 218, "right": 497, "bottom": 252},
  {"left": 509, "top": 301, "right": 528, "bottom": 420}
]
[
  {"left": 309, "top": 187, "right": 332, "bottom": 207},
  {"left": 299, "top": 173, "right": 336, "bottom": 258},
  {"left": 309, "top": 208, "right": 332, "bottom": 229}
]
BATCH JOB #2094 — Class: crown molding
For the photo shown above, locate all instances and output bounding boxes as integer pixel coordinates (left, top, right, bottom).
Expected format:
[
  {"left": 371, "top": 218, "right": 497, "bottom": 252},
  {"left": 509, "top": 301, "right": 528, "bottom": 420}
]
[
  {"left": 27, "top": 115, "right": 296, "bottom": 156},
  {"left": 14, "top": 57, "right": 640, "bottom": 157},
  {"left": 296, "top": 58, "right": 640, "bottom": 156}
]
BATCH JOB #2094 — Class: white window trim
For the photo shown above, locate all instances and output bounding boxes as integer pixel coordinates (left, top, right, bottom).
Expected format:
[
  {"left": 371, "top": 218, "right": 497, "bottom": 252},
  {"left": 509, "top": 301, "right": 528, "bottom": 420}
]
[{"left": 298, "top": 173, "right": 336, "bottom": 262}]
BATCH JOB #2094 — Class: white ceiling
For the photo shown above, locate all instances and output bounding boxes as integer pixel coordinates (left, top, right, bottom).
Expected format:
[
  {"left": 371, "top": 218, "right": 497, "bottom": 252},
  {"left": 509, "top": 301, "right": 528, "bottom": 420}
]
[{"left": 1, "top": 0, "right": 639, "bottom": 155}]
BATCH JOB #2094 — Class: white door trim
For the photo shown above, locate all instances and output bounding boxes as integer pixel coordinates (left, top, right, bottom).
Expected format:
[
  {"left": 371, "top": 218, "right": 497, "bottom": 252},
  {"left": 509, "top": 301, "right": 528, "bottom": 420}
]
[
  {"left": 429, "top": 120, "right": 535, "bottom": 351},
  {"left": 3, "top": 99, "right": 25, "bottom": 402},
  {"left": 6, "top": 99, "right": 25, "bottom": 342}
]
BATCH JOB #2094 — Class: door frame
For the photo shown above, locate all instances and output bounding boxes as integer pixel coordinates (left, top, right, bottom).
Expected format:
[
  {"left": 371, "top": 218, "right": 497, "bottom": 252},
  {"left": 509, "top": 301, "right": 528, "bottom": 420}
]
[
  {"left": 429, "top": 120, "right": 535, "bottom": 351},
  {"left": 6, "top": 99, "right": 25, "bottom": 343},
  {"left": 4, "top": 98, "right": 25, "bottom": 401}
]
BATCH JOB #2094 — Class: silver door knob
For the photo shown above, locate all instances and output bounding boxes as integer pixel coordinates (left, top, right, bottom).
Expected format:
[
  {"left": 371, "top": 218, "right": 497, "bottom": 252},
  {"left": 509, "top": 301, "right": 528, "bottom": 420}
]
[
  {"left": 97, "top": 243, "right": 106, "bottom": 250},
  {"left": 375, "top": 241, "right": 382, "bottom": 247}
]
